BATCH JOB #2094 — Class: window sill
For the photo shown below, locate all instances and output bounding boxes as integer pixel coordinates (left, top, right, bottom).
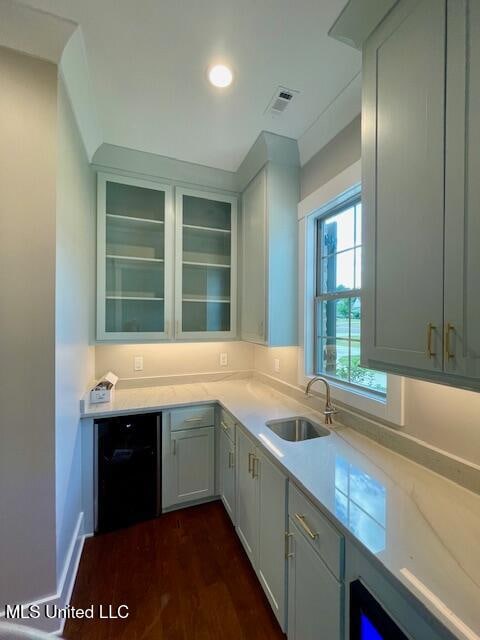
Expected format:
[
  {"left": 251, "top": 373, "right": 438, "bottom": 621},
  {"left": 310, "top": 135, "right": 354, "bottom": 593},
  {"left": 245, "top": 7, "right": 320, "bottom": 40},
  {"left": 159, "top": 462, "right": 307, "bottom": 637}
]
[{"left": 316, "top": 374, "right": 386, "bottom": 404}]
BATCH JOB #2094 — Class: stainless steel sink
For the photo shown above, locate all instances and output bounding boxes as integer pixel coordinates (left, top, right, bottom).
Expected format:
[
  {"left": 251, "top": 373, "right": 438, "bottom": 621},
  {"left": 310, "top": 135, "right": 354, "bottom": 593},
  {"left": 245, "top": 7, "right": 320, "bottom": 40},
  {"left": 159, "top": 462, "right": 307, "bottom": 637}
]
[{"left": 266, "top": 417, "right": 330, "bottom": 442}]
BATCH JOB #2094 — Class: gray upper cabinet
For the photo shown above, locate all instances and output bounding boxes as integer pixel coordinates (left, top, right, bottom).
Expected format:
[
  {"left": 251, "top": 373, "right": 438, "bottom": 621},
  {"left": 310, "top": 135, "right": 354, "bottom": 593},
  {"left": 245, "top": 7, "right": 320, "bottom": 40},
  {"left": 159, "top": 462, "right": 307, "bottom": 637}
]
[
  {"left": 444, "top": 0, "right": 480, "bottom": 383},
  {"left": 97, "top": 173, "right": 174, "bottom": 341},
  {"left": 359, "top": 0, "right": 480, "bottom": 390},
  {"left": 175, "top": 187, "right": 237, "bottom": 340},
  {"left": 241, "top": 162, "right": 299, "bottom": 346},
  {"left": 362, "top": 0, "right": 446, "bottom": 374},
  {"left": 241, "top": 169, "right": 267, "bottom": 343},
  {"left": 97, "top": 173, "right": 238, "bottom": 342}
]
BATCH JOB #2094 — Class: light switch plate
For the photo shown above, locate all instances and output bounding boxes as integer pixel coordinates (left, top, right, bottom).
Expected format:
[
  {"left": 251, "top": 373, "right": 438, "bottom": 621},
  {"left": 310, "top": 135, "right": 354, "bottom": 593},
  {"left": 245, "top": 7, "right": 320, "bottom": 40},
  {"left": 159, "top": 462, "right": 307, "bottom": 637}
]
[
  {"left": 274, "top": 358, "right": 280, "bottom": 372},
  {"left": 220, "top": 352, "right": 228, "bottom": 367},
  {"left": 134, "top": 356, "right": 144, "bottom": 371}
]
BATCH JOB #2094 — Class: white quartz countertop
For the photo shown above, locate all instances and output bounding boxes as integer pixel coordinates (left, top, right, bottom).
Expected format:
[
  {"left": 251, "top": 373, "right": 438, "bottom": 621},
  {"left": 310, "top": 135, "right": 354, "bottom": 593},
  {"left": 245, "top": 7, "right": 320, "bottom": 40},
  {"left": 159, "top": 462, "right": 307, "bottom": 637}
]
[{"left": 82, "top": 379, "right": 480, "bottom": 639}]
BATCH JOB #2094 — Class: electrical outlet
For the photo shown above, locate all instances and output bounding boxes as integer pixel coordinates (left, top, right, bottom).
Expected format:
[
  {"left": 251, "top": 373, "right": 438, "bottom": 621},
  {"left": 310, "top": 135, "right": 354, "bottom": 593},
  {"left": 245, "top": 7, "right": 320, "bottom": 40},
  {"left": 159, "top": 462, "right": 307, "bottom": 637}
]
[
  {"left": 134, "top": 356, "right": 143, "bottom": 371},
  {"left": 274, "top": 358, "right": 280, "bottom": 372},
  {"left": 220, "top": 352, "right": 228, "bottom": 367}
]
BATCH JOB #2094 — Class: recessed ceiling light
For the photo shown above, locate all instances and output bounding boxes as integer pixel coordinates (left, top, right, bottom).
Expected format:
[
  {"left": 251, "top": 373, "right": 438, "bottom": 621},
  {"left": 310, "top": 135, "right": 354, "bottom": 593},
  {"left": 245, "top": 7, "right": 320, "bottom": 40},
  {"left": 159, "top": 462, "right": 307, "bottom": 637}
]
[{"left": 208, "top": 64, "right": 233, "bottom": 88}]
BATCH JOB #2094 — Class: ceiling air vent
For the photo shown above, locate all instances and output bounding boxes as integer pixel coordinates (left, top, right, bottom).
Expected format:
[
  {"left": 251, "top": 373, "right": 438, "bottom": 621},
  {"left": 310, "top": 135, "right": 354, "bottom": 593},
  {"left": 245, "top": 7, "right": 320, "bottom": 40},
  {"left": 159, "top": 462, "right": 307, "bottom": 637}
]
[{"left": 265, "top": 86, "right": 299, "bottom": 116}]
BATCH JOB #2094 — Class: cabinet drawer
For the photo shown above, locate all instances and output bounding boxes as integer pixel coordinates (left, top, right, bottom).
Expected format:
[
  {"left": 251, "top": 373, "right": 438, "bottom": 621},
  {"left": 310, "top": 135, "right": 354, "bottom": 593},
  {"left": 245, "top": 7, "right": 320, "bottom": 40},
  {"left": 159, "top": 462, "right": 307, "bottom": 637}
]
[
  {"left": 289, "top": 483, "right": 344, "bottom": 580},
  {"left": 219, "top": 409, "right": 236, "bottom": 442},
  {"left": 170, "top": 405, "right": 215, "bottom": 431}
]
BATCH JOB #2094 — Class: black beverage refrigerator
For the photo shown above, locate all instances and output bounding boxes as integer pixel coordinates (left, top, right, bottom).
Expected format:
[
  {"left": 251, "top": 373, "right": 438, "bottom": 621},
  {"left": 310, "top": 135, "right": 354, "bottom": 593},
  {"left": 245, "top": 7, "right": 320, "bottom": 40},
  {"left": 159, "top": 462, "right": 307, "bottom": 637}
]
[{"left": 95, "top": 412, "right": 161, "bottom": 533}]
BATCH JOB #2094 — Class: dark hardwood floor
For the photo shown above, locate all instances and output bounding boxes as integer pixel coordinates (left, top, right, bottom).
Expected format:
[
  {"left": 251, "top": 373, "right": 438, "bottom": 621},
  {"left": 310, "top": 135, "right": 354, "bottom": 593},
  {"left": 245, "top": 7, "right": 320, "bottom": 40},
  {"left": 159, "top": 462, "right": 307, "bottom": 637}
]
[{"left": 64, "top": 501, "right": 285, "bottom": 640}]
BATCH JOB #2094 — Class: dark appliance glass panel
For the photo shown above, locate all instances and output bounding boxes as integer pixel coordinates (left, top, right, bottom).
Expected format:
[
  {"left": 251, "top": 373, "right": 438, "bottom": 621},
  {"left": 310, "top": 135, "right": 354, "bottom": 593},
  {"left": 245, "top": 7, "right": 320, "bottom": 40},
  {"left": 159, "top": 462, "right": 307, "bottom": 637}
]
[{"left": 350, "top": 580, "right": 409, "bottom": 640}]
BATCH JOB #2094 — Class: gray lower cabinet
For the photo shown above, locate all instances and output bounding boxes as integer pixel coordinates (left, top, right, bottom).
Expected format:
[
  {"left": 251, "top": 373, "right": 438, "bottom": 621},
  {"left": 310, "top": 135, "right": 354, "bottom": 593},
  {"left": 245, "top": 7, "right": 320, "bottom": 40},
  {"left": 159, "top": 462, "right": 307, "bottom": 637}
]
[
  {"left": 287, "top": 483, "right": 344, "bottom": 640},
  {"left": 288, "top": 516, "right": 342, "bottom": 640},
  {"left": 219, "top": 425, "right": 236, "bottom": 524},
  {"left": 361, "top": 0, "right": 480, "bottom": 390},
  {"left": 235, "top": 427, "right": 288, "bottom": 630},
  {"left": 162, "top": 406, "right": 345, "bottom": 636},
  {"left": 257, "top": 452, "right": 288, "bottom": 628},
  {"left": 163, "top": 407, "right": 215, "bottom": 509},
  {"left": 236, "top": 428, "right": 259, "bottom": 564}
]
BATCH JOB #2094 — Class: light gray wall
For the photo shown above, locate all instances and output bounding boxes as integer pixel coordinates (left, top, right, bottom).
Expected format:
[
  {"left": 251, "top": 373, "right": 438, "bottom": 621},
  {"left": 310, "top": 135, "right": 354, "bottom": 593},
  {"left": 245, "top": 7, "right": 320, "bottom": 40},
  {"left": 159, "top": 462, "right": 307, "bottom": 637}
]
[
  {"left": 55, "top": 77, "right": 95, "bottom": 580},
  {"left": 0, "top": 46, "right": 57, "bottom": 605},
  {"left": 300, "top": 115, "right": 361, "bottom": 199}
]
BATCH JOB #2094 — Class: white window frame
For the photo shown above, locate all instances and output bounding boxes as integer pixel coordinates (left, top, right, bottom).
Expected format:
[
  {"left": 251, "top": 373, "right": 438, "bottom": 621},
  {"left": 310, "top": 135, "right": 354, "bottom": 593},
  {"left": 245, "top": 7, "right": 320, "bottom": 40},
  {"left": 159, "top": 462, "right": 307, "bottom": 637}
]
[{"left": 297, "top": 160, "right": 405, "bottom": 426}]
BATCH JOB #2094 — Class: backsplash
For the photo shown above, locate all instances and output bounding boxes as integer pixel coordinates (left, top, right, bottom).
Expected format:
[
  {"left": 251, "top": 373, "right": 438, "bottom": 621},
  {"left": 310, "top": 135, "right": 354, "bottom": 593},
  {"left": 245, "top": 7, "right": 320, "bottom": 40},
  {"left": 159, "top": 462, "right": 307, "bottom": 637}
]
[
  {"left": 95, "top": 341, "right": 255, "bottom": 383},
  {"left": 253, "top": 345, "right": 480, "bottom": 468},
  {"left": 95, "top": 341, "right": 480, "bottom": 468}
]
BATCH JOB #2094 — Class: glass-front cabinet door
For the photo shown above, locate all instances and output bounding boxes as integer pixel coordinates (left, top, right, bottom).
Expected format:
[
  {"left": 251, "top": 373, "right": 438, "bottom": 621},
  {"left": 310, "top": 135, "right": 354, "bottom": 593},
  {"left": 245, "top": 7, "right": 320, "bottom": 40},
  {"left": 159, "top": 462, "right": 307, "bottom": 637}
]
[
  {"left": 97, "top": 173, "right": 174, "bottom": 340},
  {"left": 175, "top": 188, "right": 237, "bottom": 339}
]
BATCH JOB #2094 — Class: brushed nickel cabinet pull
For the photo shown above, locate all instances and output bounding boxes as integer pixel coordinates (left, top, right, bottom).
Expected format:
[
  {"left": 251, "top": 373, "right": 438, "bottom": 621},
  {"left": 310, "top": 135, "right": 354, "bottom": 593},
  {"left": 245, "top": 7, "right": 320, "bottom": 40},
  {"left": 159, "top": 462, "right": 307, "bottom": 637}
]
[
  {"left": 221, "top": 421, "right": 229, "bottom": 431},
  {"left": 228, "top": 451, "right": 234, "bottom": 468},
  {"left": 294, "top": 513, "right": 318, "bottom": 540},
  {"left": 445, "top": 323, "right": 455, "bottom": 360},
  {"left": 252, "top": 456, "right": 259, "bottom": 478},
  {"left": 285, "top": 532, "right": 294, "bottom": 559},
  {"left": 248, "top": 452, "right": 254, "bottom": 474},
  {"left": 172, "top": 438, "right": 176, "bottom": 455},
  {"left": 426, "top": 323, "right": 436, "bottom": 358}
]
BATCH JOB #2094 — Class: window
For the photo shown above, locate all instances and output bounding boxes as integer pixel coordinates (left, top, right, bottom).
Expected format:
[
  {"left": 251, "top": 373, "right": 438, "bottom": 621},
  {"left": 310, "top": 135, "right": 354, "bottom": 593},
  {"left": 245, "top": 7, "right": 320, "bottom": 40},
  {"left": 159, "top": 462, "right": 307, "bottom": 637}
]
[
  {"left": 315, "top": 196, "right": 386, "bottom": 394},
  {"left": 299, "top": 162, "right": 404, "bottom": 424}
]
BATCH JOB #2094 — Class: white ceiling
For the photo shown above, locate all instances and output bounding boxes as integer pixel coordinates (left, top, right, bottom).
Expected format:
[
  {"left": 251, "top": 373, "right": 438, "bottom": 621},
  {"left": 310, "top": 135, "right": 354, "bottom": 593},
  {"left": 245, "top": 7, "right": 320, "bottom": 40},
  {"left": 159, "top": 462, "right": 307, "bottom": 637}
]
[{"left": 23, "top": 0, "right": 360, "bottom": 171}]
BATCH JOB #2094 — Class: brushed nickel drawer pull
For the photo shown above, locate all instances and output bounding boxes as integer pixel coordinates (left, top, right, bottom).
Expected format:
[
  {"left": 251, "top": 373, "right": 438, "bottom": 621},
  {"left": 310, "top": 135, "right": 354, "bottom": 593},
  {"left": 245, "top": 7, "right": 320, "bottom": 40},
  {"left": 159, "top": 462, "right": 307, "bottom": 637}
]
[
  {"left": 426, "top": 323, "right": 436, "bottom": 358},
  {"left": 228, "top": 451, "right": 235, "bottom": 468},
  {"left": 221, "top": 421, "right": 229, "bottom": 431},
  {"left": 172, "top": 439, "right": 176, "bottom": 455},
  {"left": 294, "top": 513, "right": 318, "bottom": 540},
  {"left": 185, "top": 417, "right": 202, "bottom": 422}
]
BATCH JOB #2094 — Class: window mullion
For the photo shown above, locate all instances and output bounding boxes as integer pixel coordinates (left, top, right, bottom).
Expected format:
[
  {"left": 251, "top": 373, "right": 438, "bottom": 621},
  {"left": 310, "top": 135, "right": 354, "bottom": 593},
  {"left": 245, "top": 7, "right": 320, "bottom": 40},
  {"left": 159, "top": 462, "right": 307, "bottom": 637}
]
[
  {"left": 313, "top": 196, "right": 386, "bottom": 395},
  {"left": 348, "top": 298, "right": 352, "bottom": 383},
  {"left": 315, "top": 289, "right": 361, "bottom": 303}
]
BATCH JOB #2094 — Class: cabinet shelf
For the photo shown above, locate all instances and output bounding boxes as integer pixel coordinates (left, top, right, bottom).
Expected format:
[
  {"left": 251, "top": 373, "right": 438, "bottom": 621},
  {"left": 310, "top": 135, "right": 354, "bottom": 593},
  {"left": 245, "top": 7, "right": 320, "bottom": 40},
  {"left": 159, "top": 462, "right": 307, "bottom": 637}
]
[
  {"left": 182, "top": 297, "right": 230, "bottom": 304},
  {"left": 106, "top": 296, "right": 164, "bottom": 301},
  {"left": 107, "top": 254, "right": 164, "bottom": 263},
  {"left": 182, "top": 260, "right": 230, "bottom": 269},
  {"left": 182, "top": 223, "right": 230, "bottom": 234},
  {"left": 107, "top": 213, "right": 164, "bottom": 225}
]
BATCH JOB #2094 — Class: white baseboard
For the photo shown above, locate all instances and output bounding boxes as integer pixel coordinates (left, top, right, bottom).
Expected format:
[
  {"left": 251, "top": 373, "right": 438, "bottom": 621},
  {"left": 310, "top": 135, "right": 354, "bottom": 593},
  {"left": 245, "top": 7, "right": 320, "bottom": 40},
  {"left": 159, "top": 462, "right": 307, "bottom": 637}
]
[
  {"left": 54, "top": 512, "right": 86, "bottom": 636},
  {"left": 0, "top": 512, "right": 86, "bottom": 636}
]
